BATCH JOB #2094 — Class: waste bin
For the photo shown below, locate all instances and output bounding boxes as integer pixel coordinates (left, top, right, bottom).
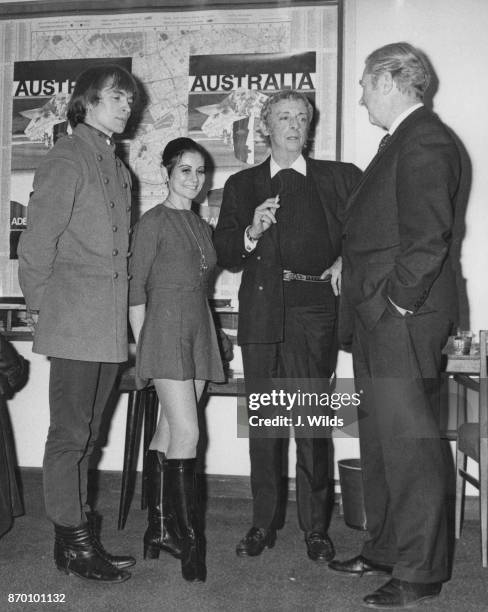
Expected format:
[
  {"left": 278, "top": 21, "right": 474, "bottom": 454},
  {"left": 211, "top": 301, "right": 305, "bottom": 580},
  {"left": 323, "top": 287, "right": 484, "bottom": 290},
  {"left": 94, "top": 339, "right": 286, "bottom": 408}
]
[{"left": 338, "top": 458, "right": 367, "bottom": 531}]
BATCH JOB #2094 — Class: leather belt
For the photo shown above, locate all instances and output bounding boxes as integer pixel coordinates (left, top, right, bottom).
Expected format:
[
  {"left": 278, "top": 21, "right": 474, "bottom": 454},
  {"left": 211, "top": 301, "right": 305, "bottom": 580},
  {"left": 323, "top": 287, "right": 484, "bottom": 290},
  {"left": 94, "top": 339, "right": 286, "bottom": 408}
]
[{"left": 283, "top": 269, "right": 331, "bottom": 283}]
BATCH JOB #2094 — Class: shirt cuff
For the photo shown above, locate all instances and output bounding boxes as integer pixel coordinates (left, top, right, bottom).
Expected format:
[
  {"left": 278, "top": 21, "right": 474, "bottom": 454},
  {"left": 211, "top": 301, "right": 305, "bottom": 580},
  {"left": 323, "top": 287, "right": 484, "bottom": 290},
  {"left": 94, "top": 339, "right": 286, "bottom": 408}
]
[
  {"left": 244, "top": 225, "right": 258, "bottom": 253},
  {"left": 388, "top": 296, "right": 413, "bottom": 316}
]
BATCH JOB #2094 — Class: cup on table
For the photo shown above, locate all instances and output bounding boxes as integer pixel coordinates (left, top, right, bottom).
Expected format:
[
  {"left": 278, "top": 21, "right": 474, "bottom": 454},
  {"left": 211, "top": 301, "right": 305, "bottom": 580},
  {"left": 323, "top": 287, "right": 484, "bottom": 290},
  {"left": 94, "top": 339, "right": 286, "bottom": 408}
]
[{"left": 453, "top": 331, "right": 473, "bottom": 355}]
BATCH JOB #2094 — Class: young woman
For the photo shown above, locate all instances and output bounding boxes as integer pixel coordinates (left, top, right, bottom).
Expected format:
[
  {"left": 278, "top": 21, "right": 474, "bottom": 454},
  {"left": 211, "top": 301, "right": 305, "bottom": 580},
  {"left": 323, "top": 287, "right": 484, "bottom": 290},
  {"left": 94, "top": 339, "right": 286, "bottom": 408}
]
[{"left": 129, "top": 137, "right": 224, "bottom": 582}]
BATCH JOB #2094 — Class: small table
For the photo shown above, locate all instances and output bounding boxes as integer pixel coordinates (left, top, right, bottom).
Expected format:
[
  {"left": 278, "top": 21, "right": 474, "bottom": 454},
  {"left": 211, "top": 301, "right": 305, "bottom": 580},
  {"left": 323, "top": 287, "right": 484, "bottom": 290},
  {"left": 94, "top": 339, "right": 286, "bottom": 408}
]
[
  {"left": 444, "top": 335, "right": 481, "bottom": 375},
  {"left": 443, "top": 332, "right": 488, "bottom": 566},
  {"left": 117, "top": 367, "right": 159, "bottom": 530},
  {"left": 442, "top": 336, "right": 481, "bottom": 441}
]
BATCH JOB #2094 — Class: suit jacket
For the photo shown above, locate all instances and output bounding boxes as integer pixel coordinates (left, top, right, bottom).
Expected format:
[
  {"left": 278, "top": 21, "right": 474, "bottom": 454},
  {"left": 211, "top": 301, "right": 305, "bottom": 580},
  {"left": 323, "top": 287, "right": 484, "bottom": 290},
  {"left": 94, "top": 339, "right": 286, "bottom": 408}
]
[
  {"left": 214, "top": 157, "right": 362, "bottom": 344},
  {"left": 340, "top": 107, "right": 462, "bottom": 344},
  {"left": 18, "top": 123, "right": 132, "bottom": 362}
]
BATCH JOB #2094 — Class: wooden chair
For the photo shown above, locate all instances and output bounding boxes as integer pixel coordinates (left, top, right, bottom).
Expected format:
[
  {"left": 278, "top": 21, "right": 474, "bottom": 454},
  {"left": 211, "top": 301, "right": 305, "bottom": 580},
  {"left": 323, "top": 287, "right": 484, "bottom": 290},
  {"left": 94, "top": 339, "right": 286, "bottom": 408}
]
[
  {"left": 117, "top": 366, "right": 159, "bottom": 530},
  {"left": 454, "top": 330, "right": 488, "bottom": 566}
]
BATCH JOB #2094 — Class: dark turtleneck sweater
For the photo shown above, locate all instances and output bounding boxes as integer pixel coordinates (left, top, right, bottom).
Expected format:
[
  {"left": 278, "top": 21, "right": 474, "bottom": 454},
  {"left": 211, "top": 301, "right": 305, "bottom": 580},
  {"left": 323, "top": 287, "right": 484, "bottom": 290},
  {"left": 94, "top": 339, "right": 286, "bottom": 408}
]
[{"left": 270, "top": 168, "right": 336, "bottom": 307}]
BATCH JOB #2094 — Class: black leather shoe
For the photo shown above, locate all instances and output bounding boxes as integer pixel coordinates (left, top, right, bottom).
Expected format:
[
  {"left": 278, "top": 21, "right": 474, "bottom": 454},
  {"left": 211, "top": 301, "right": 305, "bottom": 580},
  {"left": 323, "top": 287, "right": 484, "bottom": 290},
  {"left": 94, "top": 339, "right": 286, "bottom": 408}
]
[
  {"left": 328, "top": 554, "right": 393, "bottom": 577},
  {"left": 362, "top": 578, "right": 441, "bottom": 609},
  {"left": 305, "top": 532, "right": 335, "bottom": 563},
  {"left": 236, "top": 527, "right": 276, "bottom": 557},
  {"left": 86, "top": 511, "right": 136, "bottom": 569}
]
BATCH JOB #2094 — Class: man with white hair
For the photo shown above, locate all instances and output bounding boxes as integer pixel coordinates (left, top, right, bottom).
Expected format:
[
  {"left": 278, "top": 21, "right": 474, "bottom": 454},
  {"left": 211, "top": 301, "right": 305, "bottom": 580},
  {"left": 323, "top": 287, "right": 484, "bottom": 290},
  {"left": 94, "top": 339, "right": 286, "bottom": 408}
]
[
  {"left": 215, "top": 90, "right": 361, "bottom": 563},
  {"left": 331, "top": 42, "right": 462, "bottom": 609}
]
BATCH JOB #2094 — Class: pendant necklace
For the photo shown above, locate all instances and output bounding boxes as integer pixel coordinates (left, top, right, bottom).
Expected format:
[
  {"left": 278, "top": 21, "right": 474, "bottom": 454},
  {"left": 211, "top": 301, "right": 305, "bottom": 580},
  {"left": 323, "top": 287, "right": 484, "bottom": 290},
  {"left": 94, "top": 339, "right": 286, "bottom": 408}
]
[{"left": 165, "top": 198, "right": 208, "bottom": 274}]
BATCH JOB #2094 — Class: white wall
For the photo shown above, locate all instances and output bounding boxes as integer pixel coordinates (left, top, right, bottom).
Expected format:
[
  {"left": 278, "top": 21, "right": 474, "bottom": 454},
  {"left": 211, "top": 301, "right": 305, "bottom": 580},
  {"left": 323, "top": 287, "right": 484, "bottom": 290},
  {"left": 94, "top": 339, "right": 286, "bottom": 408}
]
[
  {"left": 343, "top": 0, "right": 488, "bottom": 332},
  {"left": 8, "top": 0, "right": 488, "bottom": 478}
]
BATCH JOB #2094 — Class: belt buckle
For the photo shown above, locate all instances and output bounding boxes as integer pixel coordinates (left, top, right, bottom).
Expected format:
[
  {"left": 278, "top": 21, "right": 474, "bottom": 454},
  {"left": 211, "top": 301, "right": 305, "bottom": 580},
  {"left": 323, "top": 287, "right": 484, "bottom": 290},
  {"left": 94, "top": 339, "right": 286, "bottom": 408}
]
[{"left": 283, "top": 269, "right": 293, "bottom": 282}]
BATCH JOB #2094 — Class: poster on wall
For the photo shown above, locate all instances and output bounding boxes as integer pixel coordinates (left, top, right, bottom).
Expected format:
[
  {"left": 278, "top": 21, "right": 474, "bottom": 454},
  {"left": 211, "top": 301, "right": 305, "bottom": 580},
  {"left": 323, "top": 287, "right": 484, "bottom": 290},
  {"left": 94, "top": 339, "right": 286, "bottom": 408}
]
[
  {"left": 9, "top": 57, "right": 132, "bottom": 258},
  {"left": 188, "top": 51, "right": 317, "bottom": 308},
  {"left": 188, "top": 52, "right": 316, "bottom": 171}
]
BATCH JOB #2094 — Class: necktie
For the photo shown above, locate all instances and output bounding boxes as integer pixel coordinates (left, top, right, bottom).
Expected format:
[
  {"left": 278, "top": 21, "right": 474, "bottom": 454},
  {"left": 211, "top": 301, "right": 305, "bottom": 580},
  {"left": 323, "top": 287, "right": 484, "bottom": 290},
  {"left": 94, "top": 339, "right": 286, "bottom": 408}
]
[{"left": 377, "top": 133, "right": 391, "bottom": 154}]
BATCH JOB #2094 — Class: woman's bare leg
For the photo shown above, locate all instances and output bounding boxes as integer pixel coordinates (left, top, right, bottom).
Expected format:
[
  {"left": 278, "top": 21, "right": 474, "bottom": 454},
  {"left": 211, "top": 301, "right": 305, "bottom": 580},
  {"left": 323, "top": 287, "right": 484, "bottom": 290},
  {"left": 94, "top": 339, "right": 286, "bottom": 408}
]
[{"left": 151, "top": 379, "right": 200, "bottom": 458}]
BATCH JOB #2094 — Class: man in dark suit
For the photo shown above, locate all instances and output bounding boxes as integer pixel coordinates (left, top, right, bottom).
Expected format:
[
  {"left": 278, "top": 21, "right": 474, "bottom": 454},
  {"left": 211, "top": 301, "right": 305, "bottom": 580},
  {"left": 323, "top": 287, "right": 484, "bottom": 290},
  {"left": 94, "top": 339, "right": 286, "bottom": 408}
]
[
  {"left": 329, "top": 43, "right": 462, "bottom": 609},
  {"left": 214, "top": 90, "right": 361, "bottom": 562}
]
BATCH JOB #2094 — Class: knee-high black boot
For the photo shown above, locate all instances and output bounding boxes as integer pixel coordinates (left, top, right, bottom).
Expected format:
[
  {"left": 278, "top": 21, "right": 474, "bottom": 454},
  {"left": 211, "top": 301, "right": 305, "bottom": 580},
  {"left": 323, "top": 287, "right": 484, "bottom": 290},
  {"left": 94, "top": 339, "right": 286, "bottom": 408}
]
[
  {"left": 143, "top": 450, "right": 182, "bottom": 559},
  {"left": 54, "top": 523, "right": 130, "bottom": 582},
  {"left": 165, "top": 458, "right": 206, "bottom": 582}
]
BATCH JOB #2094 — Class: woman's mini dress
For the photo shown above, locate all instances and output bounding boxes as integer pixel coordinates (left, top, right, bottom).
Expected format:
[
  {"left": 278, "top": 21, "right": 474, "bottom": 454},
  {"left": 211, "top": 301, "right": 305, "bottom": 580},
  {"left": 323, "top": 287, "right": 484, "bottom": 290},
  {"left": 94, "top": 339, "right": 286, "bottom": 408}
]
[{"left": 129, "top": 204, "right": 224, "bottom": 387}]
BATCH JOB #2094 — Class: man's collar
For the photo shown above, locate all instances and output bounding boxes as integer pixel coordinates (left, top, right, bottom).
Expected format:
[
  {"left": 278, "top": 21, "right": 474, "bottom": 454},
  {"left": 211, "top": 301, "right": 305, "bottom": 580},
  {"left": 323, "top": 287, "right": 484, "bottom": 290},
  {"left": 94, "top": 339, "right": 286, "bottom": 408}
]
[
  {"left": 80, "top": 122, "right": 115, "bottom": 147},
  {"left": 269, "top": 154, "right": 307, "bottom": 177},
  {"left": 388, "top": 103, "right": 424, "bottom": 135}
]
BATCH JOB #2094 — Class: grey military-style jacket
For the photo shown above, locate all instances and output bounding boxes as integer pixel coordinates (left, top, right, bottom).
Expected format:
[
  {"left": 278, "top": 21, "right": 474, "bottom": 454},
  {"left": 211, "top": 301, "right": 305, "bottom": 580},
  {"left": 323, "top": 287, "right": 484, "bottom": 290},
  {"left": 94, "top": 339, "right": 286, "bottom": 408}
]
[{"left": 18, "top": 123, "right": 132, "bottom": 362}]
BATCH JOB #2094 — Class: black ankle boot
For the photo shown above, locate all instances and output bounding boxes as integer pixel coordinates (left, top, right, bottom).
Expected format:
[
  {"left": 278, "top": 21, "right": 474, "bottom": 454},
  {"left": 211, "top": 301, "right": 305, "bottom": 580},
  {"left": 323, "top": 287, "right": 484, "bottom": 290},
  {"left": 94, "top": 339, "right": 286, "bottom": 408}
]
[
  {"left": 54, "top": 523, "right": 130, "bottom": 582},
  {"left": 165, "top": 458, "right": 206, "bottom": 582},
  {"left": 86, "top": 511, "right": 136, "bottom": 569},
  {"left": 143, "top": 451, "right": 182, "bottom": 560}
]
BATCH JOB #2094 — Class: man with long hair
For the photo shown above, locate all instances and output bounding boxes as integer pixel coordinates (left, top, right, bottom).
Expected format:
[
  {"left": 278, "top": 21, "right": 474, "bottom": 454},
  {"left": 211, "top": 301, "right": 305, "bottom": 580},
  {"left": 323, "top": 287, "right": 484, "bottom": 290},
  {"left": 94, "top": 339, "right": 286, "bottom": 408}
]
[{"left": 18, "top": 64, "right": 139, "bottom": 583}]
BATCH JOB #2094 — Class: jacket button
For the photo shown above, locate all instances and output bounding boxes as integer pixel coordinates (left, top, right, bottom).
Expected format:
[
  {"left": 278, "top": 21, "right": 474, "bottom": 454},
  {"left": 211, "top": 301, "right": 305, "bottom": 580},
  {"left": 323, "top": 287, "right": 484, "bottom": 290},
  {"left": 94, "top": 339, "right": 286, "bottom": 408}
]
[
  {"left": 126, "top": 206, "right": 131, "bottom": 212},
  {"left": 127, "top": 274, "right": 133, "bottom": 281},
  {"left": 112, "top": 225, "right": 118, "bottom": 232},
  {"left": 113, "top": 272, "right": 119, "bottom": 279},
  {"left": 256, "top": 255, "right": 261, "bottom": 260},
  {"left": 112, "top": 249, "right": 119, "bottom": 256},
  {"left": 258, "top": 285, "right": 263, "bottom": 291},
  {"left": 127, "top": 251, "right": 132, "bottom": 258},
  {"left": 109, "top": 201, "right": 115, "bottom": 208},
  {"left": 97, "top": 154, "right": 103, "bottom": 161},
  {"left": 123, "top": 182, "right": 128, "bottom": 189},
  {"left": 104, "top": 177, "right": 109, "bottom": 184}
]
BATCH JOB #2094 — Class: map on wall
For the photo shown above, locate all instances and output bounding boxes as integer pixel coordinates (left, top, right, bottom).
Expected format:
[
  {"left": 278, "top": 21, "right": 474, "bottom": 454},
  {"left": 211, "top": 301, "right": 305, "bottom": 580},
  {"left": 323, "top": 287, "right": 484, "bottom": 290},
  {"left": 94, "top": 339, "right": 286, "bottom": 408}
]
[{"left": 0, "top": 6, "right": 339, "bottom": 299}]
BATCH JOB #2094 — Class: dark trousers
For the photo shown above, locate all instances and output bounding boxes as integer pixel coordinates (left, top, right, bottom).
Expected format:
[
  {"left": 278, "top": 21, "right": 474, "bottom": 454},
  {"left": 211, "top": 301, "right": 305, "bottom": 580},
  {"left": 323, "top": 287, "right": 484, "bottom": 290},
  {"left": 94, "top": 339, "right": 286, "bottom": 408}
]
[
  {"left": 352, "top": 303, "right": 453, "bottom": 583},
  {"left": 44, "top": 358, "right": 119, "bottom": 526},
  {"left": 241, "top": 302, "right": 337, "bottom": 533}
]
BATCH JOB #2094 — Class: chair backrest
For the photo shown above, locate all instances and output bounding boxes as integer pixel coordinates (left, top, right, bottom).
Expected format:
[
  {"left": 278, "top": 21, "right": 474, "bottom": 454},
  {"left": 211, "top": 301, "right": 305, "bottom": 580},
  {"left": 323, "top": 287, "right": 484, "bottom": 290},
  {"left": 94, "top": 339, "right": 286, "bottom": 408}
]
[{"left": 480, "top": 330, "right": 487, "bottom": 443}]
